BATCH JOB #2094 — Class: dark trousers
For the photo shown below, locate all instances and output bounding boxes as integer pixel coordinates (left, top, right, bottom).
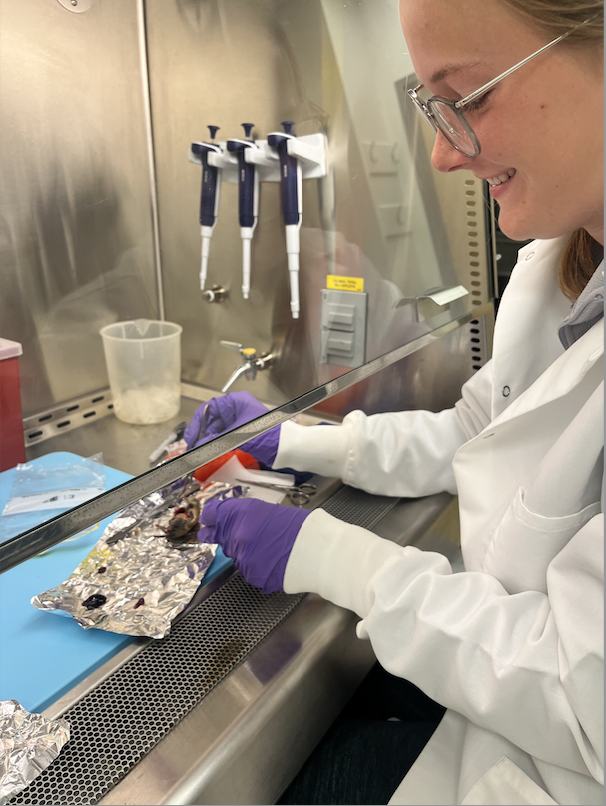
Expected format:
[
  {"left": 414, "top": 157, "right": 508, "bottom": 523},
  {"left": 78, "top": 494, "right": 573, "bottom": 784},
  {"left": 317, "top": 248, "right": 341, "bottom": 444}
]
[{"left": 278, "top": 664, "right": 445, "bottom": 805}]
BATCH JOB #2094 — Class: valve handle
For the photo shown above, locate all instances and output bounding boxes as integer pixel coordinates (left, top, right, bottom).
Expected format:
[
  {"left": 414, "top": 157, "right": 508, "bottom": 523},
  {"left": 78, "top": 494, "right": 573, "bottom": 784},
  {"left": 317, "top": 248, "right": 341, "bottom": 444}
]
[{"left": 220, "top": 340, "right": 244, "bottom": 354}]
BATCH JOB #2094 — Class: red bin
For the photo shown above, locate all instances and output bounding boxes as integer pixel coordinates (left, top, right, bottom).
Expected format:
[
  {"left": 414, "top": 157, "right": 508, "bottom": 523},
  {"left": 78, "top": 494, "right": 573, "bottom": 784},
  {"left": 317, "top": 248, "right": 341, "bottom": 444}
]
[{"left": 0, "top": 338, "right": 26, "bottom": 472}]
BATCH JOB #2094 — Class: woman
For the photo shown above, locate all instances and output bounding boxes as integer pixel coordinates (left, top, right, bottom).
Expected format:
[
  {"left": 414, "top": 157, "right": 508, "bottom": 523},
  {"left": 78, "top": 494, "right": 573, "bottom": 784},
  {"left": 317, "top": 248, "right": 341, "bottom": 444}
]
[{"left": 187, "top": 1, "right": 604, "bottom": 802}]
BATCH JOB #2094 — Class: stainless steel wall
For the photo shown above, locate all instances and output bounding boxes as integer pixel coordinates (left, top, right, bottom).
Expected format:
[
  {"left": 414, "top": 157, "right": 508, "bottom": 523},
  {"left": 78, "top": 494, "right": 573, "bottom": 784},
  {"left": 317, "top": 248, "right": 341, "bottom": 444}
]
[
  {"left": 0, "top": 0, "right": 159, "bottom": 416},
  {"left": 1, "top": 0, "right": 494, "bottom": 425},
  {"left": 146, "top": 0, "right": 493, "bottom": 406}
]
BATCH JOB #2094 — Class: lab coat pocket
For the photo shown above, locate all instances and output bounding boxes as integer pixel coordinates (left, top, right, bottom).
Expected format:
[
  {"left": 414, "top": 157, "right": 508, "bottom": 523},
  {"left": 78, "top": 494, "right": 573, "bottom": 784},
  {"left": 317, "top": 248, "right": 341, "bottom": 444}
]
[{"left": 483, "top": 488, "right": 601, "bottom": 594}]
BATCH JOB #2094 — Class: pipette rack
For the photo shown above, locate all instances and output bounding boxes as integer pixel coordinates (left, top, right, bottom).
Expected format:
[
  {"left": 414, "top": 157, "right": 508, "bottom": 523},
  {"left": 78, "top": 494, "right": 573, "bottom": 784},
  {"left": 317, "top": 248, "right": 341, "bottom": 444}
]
[{"left": 188, "top": 133, "right": 327, "bottom": 183}]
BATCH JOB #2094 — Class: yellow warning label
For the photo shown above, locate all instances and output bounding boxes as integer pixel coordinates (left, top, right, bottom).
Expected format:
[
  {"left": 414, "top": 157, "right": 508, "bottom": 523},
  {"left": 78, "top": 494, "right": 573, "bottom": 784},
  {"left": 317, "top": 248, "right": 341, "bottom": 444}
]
[{"left": 326, "top": 275, "right": 364, "bottom": 293}]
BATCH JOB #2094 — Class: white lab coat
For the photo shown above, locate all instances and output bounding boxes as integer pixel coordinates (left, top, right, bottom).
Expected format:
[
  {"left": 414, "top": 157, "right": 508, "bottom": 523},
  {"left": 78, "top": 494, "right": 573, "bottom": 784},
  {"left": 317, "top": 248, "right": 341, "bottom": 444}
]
[{"left": 277, "top": 236, "right": 604, "bottom": 805}]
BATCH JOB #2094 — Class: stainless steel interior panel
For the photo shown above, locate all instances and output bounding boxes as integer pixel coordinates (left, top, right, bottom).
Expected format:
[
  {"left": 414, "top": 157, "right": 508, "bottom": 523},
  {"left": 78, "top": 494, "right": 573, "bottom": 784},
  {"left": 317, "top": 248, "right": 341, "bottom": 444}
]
[
  {"left": 144, "top": 0, "right": 324, "bottom": 403},
  {"left": 22, "top": 308, "right": 492, "bottom": 477},
  {"left": 145, "top": 0, "right": 494, "bottom": 403},
  {"left": 0, "top": 0, "right": 159, "bottom": 415}
]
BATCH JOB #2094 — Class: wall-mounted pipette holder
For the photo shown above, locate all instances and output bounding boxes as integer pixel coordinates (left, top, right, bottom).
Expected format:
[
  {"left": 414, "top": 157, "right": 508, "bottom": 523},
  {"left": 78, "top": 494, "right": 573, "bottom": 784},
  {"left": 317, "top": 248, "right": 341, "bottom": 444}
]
[
  {"left": 189, "top": 130, "right": 326, "bottom": 319},
  {"left": 188, "top": 133, "right": 327, "bottom": 183}
]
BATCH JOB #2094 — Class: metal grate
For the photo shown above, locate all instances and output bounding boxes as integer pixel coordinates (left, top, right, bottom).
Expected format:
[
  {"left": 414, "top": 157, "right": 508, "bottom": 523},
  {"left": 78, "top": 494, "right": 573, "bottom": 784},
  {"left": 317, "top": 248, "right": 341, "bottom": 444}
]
[
  {"left": 321, "top": 485, "right": 399, "bottom": 530},
  {"left": 9, "top": 576, "right": 304, "bottom": 805},
  {"left": 10, "top": 486, "right": 399, "bottom": 805}
]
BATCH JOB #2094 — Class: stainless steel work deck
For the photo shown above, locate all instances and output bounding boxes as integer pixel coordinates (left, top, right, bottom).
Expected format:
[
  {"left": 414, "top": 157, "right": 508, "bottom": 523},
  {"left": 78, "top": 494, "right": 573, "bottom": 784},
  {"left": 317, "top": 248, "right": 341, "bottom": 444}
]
[{"left": 9, "top": 486, "right": 456, "bottom": 805}]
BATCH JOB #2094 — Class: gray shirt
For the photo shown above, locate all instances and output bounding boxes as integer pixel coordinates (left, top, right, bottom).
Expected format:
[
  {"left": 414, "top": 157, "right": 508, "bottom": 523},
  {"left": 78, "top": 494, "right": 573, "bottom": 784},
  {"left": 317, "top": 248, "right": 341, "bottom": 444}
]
[{"left": 558, "top": 260, "right": 604, "bottom": 349}]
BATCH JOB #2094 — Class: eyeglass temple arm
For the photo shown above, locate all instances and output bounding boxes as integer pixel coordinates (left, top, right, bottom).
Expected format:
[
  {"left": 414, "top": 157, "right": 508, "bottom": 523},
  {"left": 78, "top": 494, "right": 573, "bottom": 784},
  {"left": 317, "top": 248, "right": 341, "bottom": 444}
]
[{"left": 456, "top": 31, "right": 570, "bottom": 108}]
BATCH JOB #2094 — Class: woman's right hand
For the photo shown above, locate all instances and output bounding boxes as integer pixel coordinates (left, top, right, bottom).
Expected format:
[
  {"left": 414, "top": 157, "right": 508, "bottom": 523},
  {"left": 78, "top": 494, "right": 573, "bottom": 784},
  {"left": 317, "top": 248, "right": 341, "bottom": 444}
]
[{"left": 183, "top": 391, "right": 281, "bottom": 467}]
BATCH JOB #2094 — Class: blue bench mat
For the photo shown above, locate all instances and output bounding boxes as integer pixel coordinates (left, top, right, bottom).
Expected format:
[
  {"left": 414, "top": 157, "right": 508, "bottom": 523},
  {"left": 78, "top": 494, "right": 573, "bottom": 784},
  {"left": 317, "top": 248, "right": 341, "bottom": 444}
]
[{"left": 0, "top": 452, "right": 230, "bottom": 713}]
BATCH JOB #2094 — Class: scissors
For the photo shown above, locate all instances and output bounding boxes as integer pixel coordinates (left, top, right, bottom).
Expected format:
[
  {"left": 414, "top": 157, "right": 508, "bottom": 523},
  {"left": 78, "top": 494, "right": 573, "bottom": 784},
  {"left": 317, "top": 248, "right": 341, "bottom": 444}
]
[{"left": 236, "top": 478, "right": 317, "bottom": 507}]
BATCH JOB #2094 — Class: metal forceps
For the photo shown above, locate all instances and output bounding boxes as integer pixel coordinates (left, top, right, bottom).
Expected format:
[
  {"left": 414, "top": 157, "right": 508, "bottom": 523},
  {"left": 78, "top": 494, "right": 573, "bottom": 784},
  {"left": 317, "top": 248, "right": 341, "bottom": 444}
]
[
  {"left": 236, "top": 479, "right": 317, "bottom": 507},
  {"left": 197, "top": 403, "right": 211, "bottom": 444}
]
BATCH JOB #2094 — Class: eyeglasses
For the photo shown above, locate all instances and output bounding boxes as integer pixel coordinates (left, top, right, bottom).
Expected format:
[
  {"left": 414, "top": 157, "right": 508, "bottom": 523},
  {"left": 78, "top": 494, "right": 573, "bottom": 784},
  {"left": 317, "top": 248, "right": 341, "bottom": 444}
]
[{"left": 407, "top": 21, "right": 590, "bottom": 159}]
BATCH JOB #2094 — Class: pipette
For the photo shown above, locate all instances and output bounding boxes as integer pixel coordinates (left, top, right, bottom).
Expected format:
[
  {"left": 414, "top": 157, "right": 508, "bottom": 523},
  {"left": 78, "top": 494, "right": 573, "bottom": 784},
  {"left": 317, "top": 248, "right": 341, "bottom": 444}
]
[
  {"left": 191, "top": 125, "right": 222, "bottom": 291},
  {"left": 227, "top": 123, "right": 260, "bottom": 300},
  {"left": 267, "top": 121, "right": 303, "bottom": 319}
]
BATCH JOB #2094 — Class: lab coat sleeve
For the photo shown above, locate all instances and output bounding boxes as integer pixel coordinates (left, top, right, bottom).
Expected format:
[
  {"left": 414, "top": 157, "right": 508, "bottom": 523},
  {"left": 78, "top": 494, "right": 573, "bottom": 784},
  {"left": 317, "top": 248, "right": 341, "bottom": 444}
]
[
  {"left": 283, "top": 510, "right": 604, "bottom": 782},
  {"left": 275, "top": 360, "right": 494, "bottom": 497}
]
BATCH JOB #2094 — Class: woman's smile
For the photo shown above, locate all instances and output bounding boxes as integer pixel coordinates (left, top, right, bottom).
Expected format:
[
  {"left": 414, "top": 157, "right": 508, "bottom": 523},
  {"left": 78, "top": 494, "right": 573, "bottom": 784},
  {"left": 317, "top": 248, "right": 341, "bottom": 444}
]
[
  {"left": 478, "top": 168, "right": 517, "bottom": 198},
  {"left": 401, "top": 0, "right": 604, "bottom": 243}
]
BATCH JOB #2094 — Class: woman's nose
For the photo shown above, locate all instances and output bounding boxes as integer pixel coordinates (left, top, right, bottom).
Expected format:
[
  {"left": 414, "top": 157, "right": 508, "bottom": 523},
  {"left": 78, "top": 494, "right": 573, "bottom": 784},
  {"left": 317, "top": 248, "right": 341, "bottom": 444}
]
[{"left": 431, "top": 130, "right": 474, "bottom": 173}]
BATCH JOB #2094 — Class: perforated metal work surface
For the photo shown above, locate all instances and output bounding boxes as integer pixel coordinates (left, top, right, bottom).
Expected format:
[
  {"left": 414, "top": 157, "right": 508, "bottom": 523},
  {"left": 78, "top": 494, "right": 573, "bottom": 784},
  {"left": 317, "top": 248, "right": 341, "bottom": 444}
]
[
  {"left": 10, "top": 485, "right": 400, "bottom": 805},
  {"left": 9, "top": 576, "right": 304, "bottom": 805},
  {"left": 321, "top": 485, "right": 400, "bottom": 530}
]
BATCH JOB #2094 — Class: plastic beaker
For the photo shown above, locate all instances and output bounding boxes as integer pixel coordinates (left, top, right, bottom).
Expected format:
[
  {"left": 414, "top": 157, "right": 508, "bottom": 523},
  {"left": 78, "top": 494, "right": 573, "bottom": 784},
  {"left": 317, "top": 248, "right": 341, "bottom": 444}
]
[{"left": 100, "top": 319, "right": 183, "bottom": 425}]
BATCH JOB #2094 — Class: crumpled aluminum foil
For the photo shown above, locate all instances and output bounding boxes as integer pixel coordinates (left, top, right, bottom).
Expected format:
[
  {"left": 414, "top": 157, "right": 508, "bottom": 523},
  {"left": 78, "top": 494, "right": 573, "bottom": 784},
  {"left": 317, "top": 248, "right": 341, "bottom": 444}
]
[
  {"left": 32, "top": 480, "right": 245, "bottom": 640},
  {"left": 0, "top": 700, "right": 70, "bottom": 805}
]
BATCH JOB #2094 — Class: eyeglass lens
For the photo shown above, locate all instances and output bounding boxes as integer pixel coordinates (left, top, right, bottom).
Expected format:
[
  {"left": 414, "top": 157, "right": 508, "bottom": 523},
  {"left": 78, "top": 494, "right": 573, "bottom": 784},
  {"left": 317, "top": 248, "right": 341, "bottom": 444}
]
[{"left": 427, "top": 99, "right": 478, "bottom": 157}]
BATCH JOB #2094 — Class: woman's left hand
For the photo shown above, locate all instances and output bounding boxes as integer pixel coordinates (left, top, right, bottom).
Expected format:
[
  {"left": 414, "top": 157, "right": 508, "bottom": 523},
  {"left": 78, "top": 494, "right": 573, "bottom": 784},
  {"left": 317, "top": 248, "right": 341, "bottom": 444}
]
[{"left": 199, "top": 498, "right": 309, "bottom": 593}]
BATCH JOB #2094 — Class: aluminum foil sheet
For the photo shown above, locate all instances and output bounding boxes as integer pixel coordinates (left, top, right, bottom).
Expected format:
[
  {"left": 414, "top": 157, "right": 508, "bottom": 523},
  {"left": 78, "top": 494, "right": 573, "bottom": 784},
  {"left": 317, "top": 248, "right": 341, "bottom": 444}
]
[
  {"left": 32, "top": 480, "right": 245, "bottom": 640},
  {"left": 0, "top": 700, "right": 70, "bottom": 805}
]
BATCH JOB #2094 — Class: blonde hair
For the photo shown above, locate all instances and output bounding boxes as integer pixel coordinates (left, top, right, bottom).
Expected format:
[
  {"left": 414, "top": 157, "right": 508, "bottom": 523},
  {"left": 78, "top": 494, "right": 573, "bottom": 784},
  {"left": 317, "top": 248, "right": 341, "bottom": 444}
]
[
  {"left": 500, "top": 0, "right": 603, "bottom": 41},
  {"left": 500, "top": 0, "right": 604, "bottom": 299}
]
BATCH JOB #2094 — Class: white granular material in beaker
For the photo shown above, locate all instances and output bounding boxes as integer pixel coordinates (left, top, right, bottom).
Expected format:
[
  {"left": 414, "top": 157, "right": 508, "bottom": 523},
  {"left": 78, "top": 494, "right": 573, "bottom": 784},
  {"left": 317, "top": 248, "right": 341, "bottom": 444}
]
[{"left": 113, "top": 387, "right": 180, "bottom": 425}]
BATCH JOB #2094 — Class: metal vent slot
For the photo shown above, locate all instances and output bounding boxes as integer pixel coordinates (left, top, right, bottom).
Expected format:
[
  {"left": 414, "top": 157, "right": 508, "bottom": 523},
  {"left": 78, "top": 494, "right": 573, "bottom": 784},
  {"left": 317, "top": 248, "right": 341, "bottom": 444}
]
[
  {"left": 23, "top": 391, "right": 115, "bottom": 446},
  {"left": 461, "top": 183, "right": 491, "bottom": 311},
  {"left": 469, "top": 318, "right": 490, "bottom": 371}
]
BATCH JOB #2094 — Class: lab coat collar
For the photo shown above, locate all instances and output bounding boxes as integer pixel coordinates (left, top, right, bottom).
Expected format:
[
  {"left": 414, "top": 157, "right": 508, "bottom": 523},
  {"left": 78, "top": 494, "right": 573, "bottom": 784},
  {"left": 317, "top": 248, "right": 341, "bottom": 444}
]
[
  {"left": 489, "top": 236, "right": 572, "bottom": 421},
  {"left": 559, "top": 260, "right": 604, "bottom": 349},
  {"left": 490, "top": 317, "right": 603, "bottom": 430}
]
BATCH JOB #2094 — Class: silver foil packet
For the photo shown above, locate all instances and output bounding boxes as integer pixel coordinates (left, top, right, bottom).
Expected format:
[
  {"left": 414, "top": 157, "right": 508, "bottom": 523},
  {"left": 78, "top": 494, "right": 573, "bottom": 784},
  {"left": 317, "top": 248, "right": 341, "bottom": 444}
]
[
  {"left": 32, "top": 480, "right": 245, "bottom": 640},
  {"left": 0, "top": 700, "right": 70, "bottom": 805}
]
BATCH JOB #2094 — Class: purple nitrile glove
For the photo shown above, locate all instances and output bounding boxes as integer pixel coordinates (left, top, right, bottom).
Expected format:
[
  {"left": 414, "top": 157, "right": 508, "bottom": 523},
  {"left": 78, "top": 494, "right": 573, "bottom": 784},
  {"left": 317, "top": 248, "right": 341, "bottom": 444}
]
[
  {"left": 199, "top": 498, "right": 309, "bottom": 593},
  {"left": 183, "top": 391, "right": 281, "bottom": 467}
]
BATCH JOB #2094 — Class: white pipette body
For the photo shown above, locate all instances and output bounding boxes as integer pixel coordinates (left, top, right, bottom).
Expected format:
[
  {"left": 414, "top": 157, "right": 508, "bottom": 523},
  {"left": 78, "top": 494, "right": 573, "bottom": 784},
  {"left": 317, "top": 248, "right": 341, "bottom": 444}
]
[
  {"left": 200, "top": 225, "right": 214, "bottom": 291},
  {"left": 240, "top": 227, "right": 254, "bottom": 299},
  {"left": 285, "top": 224, "right": 301, "bottom": 319}
]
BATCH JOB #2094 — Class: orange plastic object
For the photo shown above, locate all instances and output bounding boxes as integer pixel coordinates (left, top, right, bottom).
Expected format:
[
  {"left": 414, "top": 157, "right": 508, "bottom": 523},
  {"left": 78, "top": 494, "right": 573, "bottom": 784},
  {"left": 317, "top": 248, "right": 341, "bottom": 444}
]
[{"left": 193, "top": 449, "right": 260, "bottom": 482}]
